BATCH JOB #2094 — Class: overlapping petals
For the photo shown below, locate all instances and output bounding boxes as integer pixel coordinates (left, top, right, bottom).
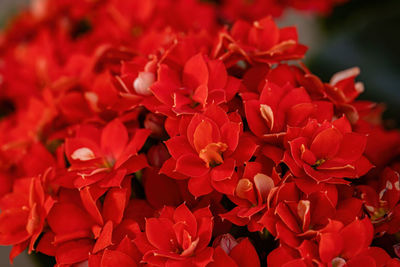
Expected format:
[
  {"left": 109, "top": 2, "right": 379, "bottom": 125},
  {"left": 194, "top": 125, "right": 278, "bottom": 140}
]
[
  {"left": 0, "top": 0, "right": 399, "bottom": 266},
  {"left": 134, "top": 204, "right": 214, "bottom": 266}
]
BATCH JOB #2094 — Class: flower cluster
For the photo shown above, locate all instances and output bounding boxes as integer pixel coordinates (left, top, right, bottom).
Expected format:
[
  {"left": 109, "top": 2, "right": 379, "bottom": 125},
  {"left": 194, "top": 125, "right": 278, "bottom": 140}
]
[{"left": 0, "top": 0, "right": 399, "bottom": 266}]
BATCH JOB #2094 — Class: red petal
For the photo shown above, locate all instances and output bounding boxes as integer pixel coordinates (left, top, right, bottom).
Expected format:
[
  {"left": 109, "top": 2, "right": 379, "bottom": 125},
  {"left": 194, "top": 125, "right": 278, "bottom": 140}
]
[
  {"left": 101, "top": 119, "right": 128, "bottom": 160},
  {"left": 335, "top": 133, "right": 367, "bottom": 161},
  {"left": 267, "top": 246, "right": 298, "bottom": 267},
  {"left": 193, "top": 120, "right": 214, "bottom": 153},
  {"left": 103, "top": 188, "right": 127, "bottom": 225},
  {"left": 332, "top": 116, "right": 352, "bottom": 134},
  {"left": 207, "top": 60, "right": 228, "bottom": 90},
  {"left": 98, "top": 169, "right": 127, "bottom": 188},
  {"left": 80, "top": 187, "right": 104, "bottom": 226},
  {"left": 151, "top": 65, "right": 180, "bottom": 105},
  {"left": 211, "top": 158, "right": 235, "bottom": 182},
  {"left": 173, "top": 204, "right": 197, "bottom": 238},
  {"left": 191, "top": 247, "right": 214, "bottom": 266},
  {"left": 93, "top": 220, "right": 114, "bottom": 253},
  {"left": 146, "top": 218, "right": 177, "bottom": 251},
  {"left": 230, "top": 135, "right": 258, "bottom": 163},
  {"left": 319, "top": 232, "right": 343, "bottom": 263},
  {"left": 115, "top": 129, "right": 150, "bottom": 169},
  {"left": 188, "top": 174, "right": 213, "bottom": 197},
  {"left": 119, "top": 154, "right": 148, "bottom": 174},
  {"left": 208, "top": 246, "right": 238, "bottom": 267},
  {"left": 310, "top": 128, "right": 342, "bottom": 159},
  {"left": 357, "top": 247, "right": 391, "bottom": 267},
  {"left": 250, "top": 17, "right": 279, "bottom": 50},
  {"left": 47, "top": 202, "right": 94, "bottom": 234},
  {"left": 245, "top": 100, "right": 269, "bottom": 137},
  {"left": 36, "top": 232, "right": 56, "bottom": 256},
  {"left": 203, "top": 104, "right": 230, "bottom": 128},
  {"left": 221, "top": 210, "right": 249, "bottom": 227},
  {"left": 341, "top": 218, "right": 373, "bottom": 259},
  {"left": 275, "top": 221, "right": 300, "bottom": 247},
  {"left": 101, "top": 249, "right": 137, "bottom": 267},
  {"left": 175, "top": 154, "right": 209, "bottom": 177},
  {"left": 183, "top": 53, "right": 208, "bottom": 91},
  {"left": 159, "top": 158, "right": 188, "bottom": 180},
  {"left": 347, "top": 255, "right": 377, "bottom": 267},
  {"left": 56, "top": 239, "right": 94, "bottom": 264},
  {"left": 165, "top": 136, "right": 194, "bottom": 159},
  {"left": 212, "top": 172, "right": 238, "bottom": 195},
  {"left": 230, "top": 238, "right": 260, "bottom": 267},
  {"left": 9, "top": 240, "right": 29, "bottom": 264},
  {"left": 192, "top": 84, "right": 208, "bottom": 106},
  {"left": 221, "top": 122, "right": 241, "bottom": 152},
  {"left": 0, "top": 208, "right": 30, "bottom": 245},
  {"left": 275, "top": 202, "right": 301, "bottom": 233}
]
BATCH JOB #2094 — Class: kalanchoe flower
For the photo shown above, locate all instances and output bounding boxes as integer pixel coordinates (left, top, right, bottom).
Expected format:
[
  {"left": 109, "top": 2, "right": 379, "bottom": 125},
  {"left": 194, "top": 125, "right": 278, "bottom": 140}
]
[
  {"left": 244, "top": 79, "right": 333, "bottom": 143},
  {"left": 60, "top": 119, "right": 150, "bottom": 188},
  {"left": 283, "top": 116, "right": 373, "bottom": 183},
  {"left": 357, "top": 167, "right": 400, "bottom": 235},
  {"left": 213, "top": 16, "right": 307, "bottom": 67},
  {"left": 38, "top": 179, "right": 140, "bottom": 265},
  {"left": 0, "top": 175, "right": 54, "bottom": 262},
  {"left": 220, "top": 161, "right": 279, "bottom": 232},
  {"left": 162, "top": 104, "right": 258, "bottom": 197},
  {"left": 151, "top": 53, "right": 241, "bottom": 115},
  {"left": 134, "top": 203, "right": 214, "bottom": 267}
]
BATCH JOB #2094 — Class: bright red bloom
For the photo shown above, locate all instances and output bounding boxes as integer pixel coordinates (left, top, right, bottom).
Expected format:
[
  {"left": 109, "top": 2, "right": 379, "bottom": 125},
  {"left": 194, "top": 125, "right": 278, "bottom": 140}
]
[
  {"left": 283, "top": 116, "right": 373, "bottom": 183},
  {"left": 244, "top": 80, "right": 333, "bottom": 142},
  {"left": 220, "top": 161, "right": 279, "bottom": 232},
  {"left": 60, "top": 119, "right": 150, "bottom": 188},
  {"left": 162, "top": 104, "right": 258, "bottom": 197},
  {"left": 214, "top": 16, "right": 307, "bottom": 66},
  {"left": 39, "top": 179, "right": 140, "bottom": 265},
  {"left": 357, "top": 167, "right": 400, "bottom": 234},
  {"left": 151, "top": 53, "right": 241, "bottom": 115},
  {"left": 0, "top": 175, "right": 54, "bottom": 262},
  {"left": 134, "top": 203, "right": 214, "bottom": 267},
  {"left": 260, "top": 182, "right": 339, "bottom": 248}
]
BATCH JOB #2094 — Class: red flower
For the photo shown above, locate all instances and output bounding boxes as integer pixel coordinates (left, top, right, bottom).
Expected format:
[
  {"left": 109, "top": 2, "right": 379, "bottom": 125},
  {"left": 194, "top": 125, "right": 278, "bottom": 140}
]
[
  {"left": 162, "top": 104, "right": 258, "bottom": 196},
  {"left": 213, "top": 16, "right": 307, "bottom": 66},
  {"left": 259, "top": 182, "right": 340, "bottom": 248},
  {"left": 0, "top": 175, "right": 54, "bottom": 263},
  {"left": 244, "top": 79, "right": 333, "bottom": 142},
  {"left": 134, "top": 203, "right": 214, "bottom": 267},
  {"left": 61, "top": 119, "right": 150, "bottom": 188},
  {"left": 283, "top": 116, "right": 373, "bottom": 183},
  {"left": 40, "top": 179, "right": 140, "bottom": 265},
  {"left": 267, "top": 219, "right": 400, "bottom": 267},
  {"left": 357, "top": 167, "right": 400, "bottom": 234},
  {"left": 220, "top": 161, "right": 278, "bottom": 232},
  {"left": 151, "top": 53, "right": 241, "bottom": 115},
  {"left": 317, "top": 218, "right": 379, "bottom": 266}
]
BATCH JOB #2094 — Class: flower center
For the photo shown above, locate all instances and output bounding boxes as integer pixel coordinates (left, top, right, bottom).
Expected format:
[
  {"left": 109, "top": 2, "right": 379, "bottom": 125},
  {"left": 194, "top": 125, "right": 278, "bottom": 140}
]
[
  {"left": 199, "top": 142, "right": 228, "bottom": 168},
  {"left": 312, "top": 158, "right": 326, "bottom": 168}
]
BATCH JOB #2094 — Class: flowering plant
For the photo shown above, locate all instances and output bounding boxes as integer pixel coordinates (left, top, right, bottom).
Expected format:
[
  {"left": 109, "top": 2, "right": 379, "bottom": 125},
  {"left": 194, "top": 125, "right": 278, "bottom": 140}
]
[{"left": 0, "top": 0, "right": 400, "bottom": 266}]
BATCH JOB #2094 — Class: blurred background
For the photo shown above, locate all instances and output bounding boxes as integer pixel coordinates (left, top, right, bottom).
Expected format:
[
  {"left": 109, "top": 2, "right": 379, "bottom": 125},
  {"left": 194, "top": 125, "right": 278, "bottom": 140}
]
[{"left": 0, "top": 0, "right": 399, "bottom": 265}]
